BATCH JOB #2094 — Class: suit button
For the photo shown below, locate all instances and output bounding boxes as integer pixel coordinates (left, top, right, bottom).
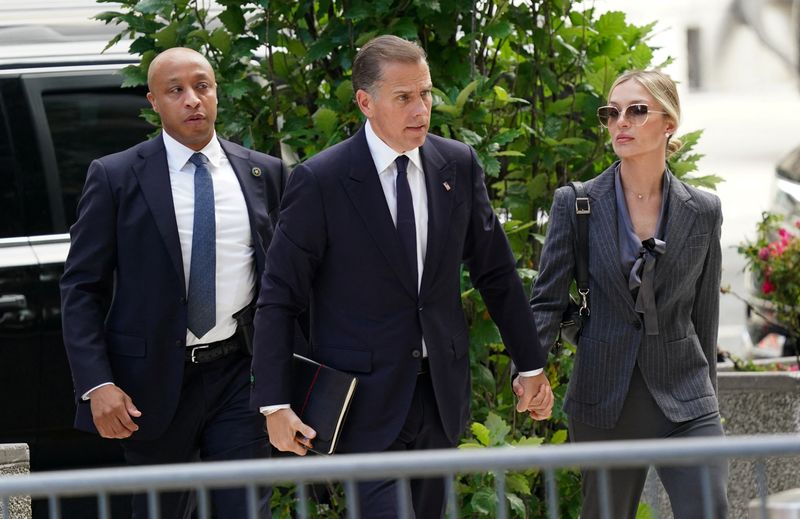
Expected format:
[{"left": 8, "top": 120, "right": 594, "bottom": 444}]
[
  {"left": 411, "top": 349, "right": 422, "bottom": 358},
  {"left": 418, "top": 306, "right": 423, "bottom": 312},
  {"left": 180, "top": 297, "right": 186, "bottom": 304},
  {"left": 633, "top": 321, "right": 642, "bottom": 330}
]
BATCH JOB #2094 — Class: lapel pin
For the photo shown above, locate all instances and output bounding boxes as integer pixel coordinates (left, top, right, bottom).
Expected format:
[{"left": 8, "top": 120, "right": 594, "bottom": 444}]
[
  {"left": 443, "top": 181, "right": 451, "bottom": 191},
  {"left": 251, "top": 167, "right": 262, "bottom": 177}
]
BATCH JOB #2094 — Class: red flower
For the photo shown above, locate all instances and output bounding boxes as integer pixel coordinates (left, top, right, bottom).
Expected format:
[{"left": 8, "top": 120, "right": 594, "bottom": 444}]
[
  {"left": 759, "top": 247, "right": 770, "bottom": 260},
  {"left": 762, "top": 279, "right": 776, "bottom": 295}
]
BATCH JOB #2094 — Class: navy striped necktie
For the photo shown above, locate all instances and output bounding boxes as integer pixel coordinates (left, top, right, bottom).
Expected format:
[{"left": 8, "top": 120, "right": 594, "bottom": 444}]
[
  {"left": 395, "top": 155, "right": 417, "bottom": 288},
  {"left": 187, "top": 152, "right": 216, "bottom": 338}
]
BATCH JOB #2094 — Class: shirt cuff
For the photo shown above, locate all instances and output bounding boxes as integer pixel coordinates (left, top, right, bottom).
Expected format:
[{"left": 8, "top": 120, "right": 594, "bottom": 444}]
[
  {"left": 81, "top": 382, "right": 114, "bottom": 401},
  {"left": 260, "top": 404, "right": 291, "bottom": 416},
  {"left": 517, "top": 368, "right": 544, "bottom": 377}
]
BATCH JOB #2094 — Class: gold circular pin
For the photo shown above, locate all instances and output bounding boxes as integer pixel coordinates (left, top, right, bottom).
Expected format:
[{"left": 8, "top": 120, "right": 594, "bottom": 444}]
[{"left": 251, "top": 167, "right": 262, "bottom": 177}]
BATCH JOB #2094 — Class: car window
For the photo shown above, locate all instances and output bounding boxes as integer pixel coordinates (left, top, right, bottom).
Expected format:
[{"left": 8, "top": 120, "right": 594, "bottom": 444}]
[
  {"left": 0, "top": 96, "right": 23, "bottom": 238},
  {"left": 41, "top": 87, "right": 151, "bottom": 228}
]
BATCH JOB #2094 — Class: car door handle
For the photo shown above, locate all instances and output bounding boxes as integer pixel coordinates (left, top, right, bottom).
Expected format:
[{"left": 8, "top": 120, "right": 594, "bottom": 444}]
[
  {"left": 0, "top": 294, "right": 27, "bottom": 311},
  {"left": 0, "top": 294, "right": 33, "bottom": 326}
]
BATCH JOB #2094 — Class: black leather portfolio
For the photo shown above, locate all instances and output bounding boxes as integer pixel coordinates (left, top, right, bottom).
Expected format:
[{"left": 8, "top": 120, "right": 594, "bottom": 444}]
[{"left": 291, "top": 354, "right": 358, "bottom": 455}]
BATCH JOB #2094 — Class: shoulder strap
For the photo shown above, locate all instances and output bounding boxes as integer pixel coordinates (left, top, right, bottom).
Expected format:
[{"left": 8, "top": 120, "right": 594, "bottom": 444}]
[{"left": 569, "top": 181, "right": 590, "bottom": 315}]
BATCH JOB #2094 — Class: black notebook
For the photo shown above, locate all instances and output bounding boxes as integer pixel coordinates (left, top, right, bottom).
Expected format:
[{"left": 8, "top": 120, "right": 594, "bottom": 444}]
[{"left": 291, "top": 354, "right": 358, "bottom": 455}]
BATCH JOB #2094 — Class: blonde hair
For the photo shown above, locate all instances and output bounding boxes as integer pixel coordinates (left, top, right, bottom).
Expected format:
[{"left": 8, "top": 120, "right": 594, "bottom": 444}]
[{"left": 609, "top": 70, "right": 683, "bottom": 158}]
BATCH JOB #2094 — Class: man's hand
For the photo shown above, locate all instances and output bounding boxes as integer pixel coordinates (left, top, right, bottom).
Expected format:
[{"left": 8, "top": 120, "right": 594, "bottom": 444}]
[
  {"left": 265, "top": 408, "right": 317, "bottom": 456},
  {"left": 513, "top": 372, "right": 554, "bottom": 420},
  {"left": 88, "top": 384, "right": 142, "bottom": 439}
]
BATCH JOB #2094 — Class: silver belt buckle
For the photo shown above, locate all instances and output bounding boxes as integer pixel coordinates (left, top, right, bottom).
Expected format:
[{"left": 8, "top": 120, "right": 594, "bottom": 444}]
[{"left": 190, "top": 344, "right": 210, "bottom": 363}]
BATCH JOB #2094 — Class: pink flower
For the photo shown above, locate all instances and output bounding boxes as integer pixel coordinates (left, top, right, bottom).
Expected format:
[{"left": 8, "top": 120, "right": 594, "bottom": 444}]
[
  {"left": 762, "top": 279, "right": 776, "bottom": 295},
  {"left": 759, "top": 247, "right": 770, "bottom": 260},
  {"left": 794, "top": 220, "right": 800, "bottom": 229}
]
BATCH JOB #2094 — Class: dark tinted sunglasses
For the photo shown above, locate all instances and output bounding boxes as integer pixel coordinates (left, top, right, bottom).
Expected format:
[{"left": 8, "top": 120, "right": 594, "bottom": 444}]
[{"left": 596, "top": 103, "right": 668, "bottom": 128}]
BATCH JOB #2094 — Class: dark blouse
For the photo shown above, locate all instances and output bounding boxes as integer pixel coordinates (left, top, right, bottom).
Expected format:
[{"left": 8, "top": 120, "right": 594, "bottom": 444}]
[{"left": 613, "top": 162, "right": 670, "bottom": 335}]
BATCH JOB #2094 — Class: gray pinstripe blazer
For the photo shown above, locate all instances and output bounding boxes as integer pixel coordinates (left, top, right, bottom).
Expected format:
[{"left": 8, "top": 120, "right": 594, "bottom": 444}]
[{"left": 531, "top": 164, "right": 723, "bottom": 429}]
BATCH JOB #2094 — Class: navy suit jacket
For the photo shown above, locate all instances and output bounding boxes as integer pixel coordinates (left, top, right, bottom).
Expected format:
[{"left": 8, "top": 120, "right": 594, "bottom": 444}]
[
  {"left": 251, "top": 127, "right": 545, "bottom": 453},
  {"left": 61, "top": 134, "right": 287, "bottom": 440}
]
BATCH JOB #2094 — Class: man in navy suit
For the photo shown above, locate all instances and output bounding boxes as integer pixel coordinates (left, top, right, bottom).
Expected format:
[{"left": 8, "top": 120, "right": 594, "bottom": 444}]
[
  {"left": 60, "top": 47, "right": 283, "bottom": 518},
  {"left": 251, "top": 35, "right": 553, "bottom": 517}
]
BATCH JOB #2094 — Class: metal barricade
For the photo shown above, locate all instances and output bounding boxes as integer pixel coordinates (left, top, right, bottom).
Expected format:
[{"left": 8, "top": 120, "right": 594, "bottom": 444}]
[{"left": 1, "top": 434, "right": 800, "bottom": 519}]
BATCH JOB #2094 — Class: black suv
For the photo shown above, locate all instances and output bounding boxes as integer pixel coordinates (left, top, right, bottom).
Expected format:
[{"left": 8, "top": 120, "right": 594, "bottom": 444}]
[{"left": 0, "top": 32, "right": 153, "bottom": 481}]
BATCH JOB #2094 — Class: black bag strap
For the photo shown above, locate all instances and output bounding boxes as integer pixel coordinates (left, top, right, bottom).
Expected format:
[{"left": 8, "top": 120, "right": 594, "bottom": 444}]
[{"left": 569, "top": 181, "right": 590, "bottom": 317}]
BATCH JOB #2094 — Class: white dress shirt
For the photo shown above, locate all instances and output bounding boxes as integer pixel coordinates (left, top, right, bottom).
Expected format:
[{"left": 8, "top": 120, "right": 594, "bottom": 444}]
[{"left": 84, "top": 131, "right": 256, "bottom": 400}]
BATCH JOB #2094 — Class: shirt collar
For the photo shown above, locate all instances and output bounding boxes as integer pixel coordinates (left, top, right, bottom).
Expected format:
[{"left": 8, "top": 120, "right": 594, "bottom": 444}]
[
  {"left": 162, "top": 130, "right": 224, "bottom": 172},
  {"left": 364, "top": 120, "right": 423, "bottom": 175}
]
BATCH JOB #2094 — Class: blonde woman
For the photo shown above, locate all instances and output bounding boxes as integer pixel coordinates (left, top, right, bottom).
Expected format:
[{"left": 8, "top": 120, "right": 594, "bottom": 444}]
[{"left": 523, "top": 70, "right": 728, "bottom": 518}]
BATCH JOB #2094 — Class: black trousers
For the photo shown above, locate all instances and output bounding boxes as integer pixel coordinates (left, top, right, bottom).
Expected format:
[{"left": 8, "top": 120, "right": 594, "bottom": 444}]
[
  {"left": 358, "top": 371, "right": 454, "bottom": 519},
  {"left": 121, "top": 348, "right": 271, "bottom": 519},
  {"left": 569, "top": 366, "right": 728, "bottom": 519}
]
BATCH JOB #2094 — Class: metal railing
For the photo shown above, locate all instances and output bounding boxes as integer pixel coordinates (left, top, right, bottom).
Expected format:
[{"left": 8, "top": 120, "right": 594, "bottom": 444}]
[{"left": 2, "top": 434, "right": 800, "bottom": 519}]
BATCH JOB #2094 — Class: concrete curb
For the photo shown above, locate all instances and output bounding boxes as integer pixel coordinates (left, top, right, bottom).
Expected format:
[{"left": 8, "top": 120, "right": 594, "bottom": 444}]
[{"left": 0, "top": 444, "right": 31, "bottom": 519}]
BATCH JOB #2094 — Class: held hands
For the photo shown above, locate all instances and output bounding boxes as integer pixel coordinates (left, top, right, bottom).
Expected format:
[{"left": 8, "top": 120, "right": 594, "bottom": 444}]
[
  {"left": 88, "top": 384, "right": 142, "bottom": 439},
  {"left": 265, "top": 408, "right": 317, "bottom": 456},
  {"left": 513, "top": 372, "right": 554, "bottom": 420}
]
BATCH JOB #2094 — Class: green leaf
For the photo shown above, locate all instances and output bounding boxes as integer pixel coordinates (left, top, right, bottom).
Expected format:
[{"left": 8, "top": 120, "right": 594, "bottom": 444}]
[
  {"left": 154, "top": 24, "right": 178, "bottom": 48},
  {"left": 135, "top": 0, "right": 172, "bottom": 15},
  {"left": 459, "top": 128, "right": 483, "bottom": 147},
  {"left": 485, "top": 20, "right": 513, "bottom": 40},
  {"left": 636, "top": 502, "right": 654, "bottom": 519},
  {"left": 335, "top": 80, "right": 353, "bottom": 105},
  {"left": 507, "top": 493, "right": 527, "bottom": 516},
  {"left": 512, "top": 436, "right": 545, "bottom": 447},
  {"left": 550, "top": 429, "right": 568, "bottom": 445},
  {"left": 218, "top": 5, "right": 245, "bottom": 34},
  {"left": 595, "top": 11, "right": 627, "bottom": 36},
  {"left": 471, "top": 488, "right": 497, "bottom": 515},
  {"left": 455, "top": 79, "right": 481, "bottom": 112},
  {"left": 209, "top": 28, "right": 232, "bottom": 54},
  {"left": 471, "top": 422, "right": 491, "bottom": 447},
  {"left": 506, "top": 473, "right": 532, "bottom": 496},
  {"left": 485, "top": 412, "right": 511, "bottom": 446},
  {"left": 312, "top": 107, "right": 338, "bottom": 137},
  {"left": 120, "top": 64, "right": 147, "bottom": 87},
  {"left": 94, "top": 11, "right": 123, "bottom": 23},
  {"left": 494, "top": 150, "right": 525, "bottom": 157}
]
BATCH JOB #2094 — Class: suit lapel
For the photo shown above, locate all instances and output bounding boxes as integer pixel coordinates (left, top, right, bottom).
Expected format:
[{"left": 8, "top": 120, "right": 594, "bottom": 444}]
[
  {"left": 132, "top": 136, "right": 185, "bottom": 288},
  {"left": 418, "top": 139, "right": 455, "bottom": 297},
  {"left": 220, "top": 139, "right": 270, "bottom": 275},
  {"left": 587, "top": 167, "right": 636, "bottom": 313},
  {"left": 341, "top": 128, "right": 418, "bottom": 299},
  {"left": 655, "top": 175, "right": 696, "bottom": 287}
]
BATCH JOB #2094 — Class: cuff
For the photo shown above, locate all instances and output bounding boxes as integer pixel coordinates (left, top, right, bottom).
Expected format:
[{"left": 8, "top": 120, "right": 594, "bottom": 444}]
[{"left": 260, "top": 404, "right": 291, "bottom": 416}]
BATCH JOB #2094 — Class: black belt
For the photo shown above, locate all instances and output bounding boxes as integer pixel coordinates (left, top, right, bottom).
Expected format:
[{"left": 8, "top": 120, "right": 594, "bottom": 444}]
[
  {"left": 186, "top": 335, "right": 241, "bottom": 364},
  {"left": 418, "top": 357, "right": 429, "bottom": 375}
]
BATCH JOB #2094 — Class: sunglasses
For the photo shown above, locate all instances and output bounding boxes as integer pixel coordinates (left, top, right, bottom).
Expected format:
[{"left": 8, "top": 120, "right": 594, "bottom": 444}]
[{"left": 596, "top": 103, "right": 668, "bottom": 128}]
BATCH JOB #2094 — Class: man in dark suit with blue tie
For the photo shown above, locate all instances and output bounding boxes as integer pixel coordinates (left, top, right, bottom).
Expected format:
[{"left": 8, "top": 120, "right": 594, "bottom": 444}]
[
  {"left": 251, "top": 35, "right": 553, "bottom": 518},
  {"left": 60, "top": 47, "right": 284, "bottom": 518}
]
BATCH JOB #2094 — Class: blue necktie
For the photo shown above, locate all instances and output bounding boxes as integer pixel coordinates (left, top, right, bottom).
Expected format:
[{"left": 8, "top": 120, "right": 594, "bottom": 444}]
[
  {"left": 187, "top": 152, "right": 216, "bottom": 338},
  {"left": 395, "top": 155, "right": 418, "bottom": 287}
]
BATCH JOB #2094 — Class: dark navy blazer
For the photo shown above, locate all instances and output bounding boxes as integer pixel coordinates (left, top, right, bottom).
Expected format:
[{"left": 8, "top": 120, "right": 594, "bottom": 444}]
[
  {"left": 61, "top": 135, "right": 287, "bottom": 440},
  {"left": 251, "top": 127, "right": 545, "bottom": 453}
]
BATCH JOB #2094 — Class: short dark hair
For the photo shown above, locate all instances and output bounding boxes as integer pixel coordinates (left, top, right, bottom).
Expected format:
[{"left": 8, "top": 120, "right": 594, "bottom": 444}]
[{"left": 352, "top": 35, "right": 427, "bottom": 95}]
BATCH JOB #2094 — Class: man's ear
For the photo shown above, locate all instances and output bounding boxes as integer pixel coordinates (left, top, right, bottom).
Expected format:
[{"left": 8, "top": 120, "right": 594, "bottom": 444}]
[
  {"left": 146, "top": 92, "right": 159, "bottom": 113},
  {"left": 355, "top": 89, "right": 372, "bottom": 119}
]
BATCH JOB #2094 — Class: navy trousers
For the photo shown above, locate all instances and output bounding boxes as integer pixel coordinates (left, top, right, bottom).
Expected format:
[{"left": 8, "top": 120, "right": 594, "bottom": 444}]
[
  {"left": 121, "top": 347, "right": 271, "bottom": 519},
  {"left": 357, "top": 370, "right": 454, "bottom": 519}
]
